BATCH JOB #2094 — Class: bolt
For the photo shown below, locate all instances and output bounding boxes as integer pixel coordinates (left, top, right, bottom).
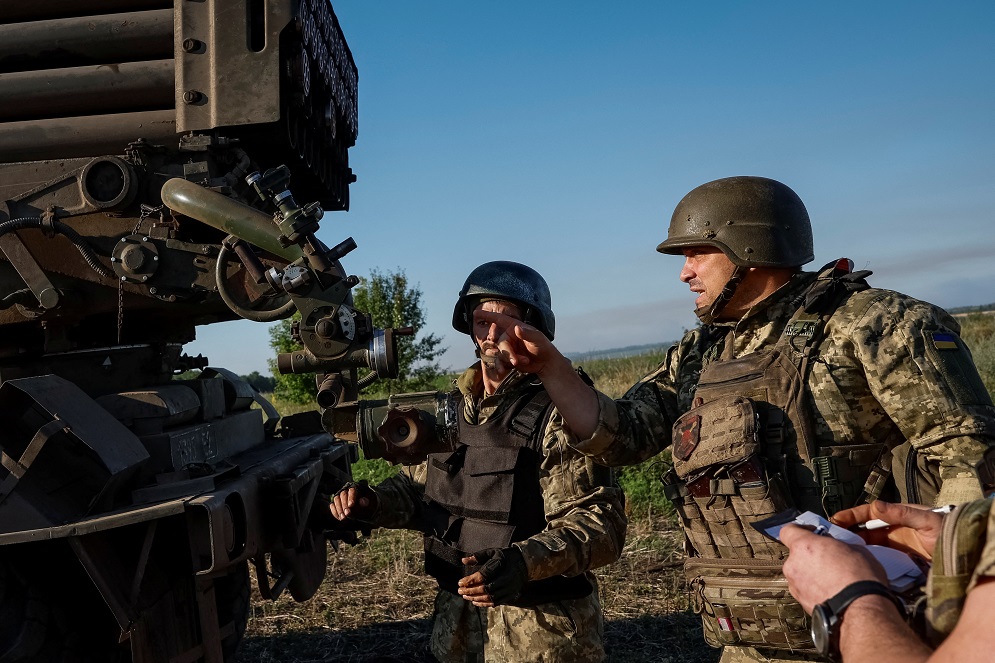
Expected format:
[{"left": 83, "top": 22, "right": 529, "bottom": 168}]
[
  {"left": 142, "top": 275, "right": 149, "bottom": 281},
  {"left": 183, "top": 90, "right": 203, "bottom": 104},
  {"left": 110, "top": 256, "right": 118, "bottom": 262},
  {"left": 182, "top": 38, "right": 201, "bottom": 53},
  {"left": 149, "top": 287, "right": 157, "bottom": 294},
  {"left": 120, "top": 276, "right": 127, "bottom": 282},
  {"left": 153, "top": 255, "right": 158, "bottom": 261},
  {"left": 142, "top": 236, "right": 149, "bottom": 242}
]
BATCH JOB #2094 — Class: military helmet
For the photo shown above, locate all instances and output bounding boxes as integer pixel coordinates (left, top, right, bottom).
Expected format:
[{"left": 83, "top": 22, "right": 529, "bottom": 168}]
[
  {"left": 452, "top": 261, "right": 555, "bottom": 340},
  {"left": 657, "top": 176, "right": 814, "bottom": 268}
]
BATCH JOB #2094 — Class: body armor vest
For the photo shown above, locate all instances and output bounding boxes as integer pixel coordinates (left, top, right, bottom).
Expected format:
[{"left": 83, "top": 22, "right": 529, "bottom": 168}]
[
  {"left": 668, "top": 260, "right": 883, "bottom": 652},
  {"left": 420, "top": 383, "right": 592, "bottom": 606}
]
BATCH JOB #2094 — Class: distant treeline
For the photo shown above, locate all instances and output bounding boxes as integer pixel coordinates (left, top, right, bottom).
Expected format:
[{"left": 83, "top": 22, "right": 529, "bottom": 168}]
[
  {"left": 567, "top": 342, "right": 671, "bottom": 363},
  {"left": 948, "top": 303, "right": 995, "bottom": 315}
]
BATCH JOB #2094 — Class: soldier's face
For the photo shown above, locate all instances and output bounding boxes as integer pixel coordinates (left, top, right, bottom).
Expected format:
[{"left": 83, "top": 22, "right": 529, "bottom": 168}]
[
  {"left": 679, "top": 247, "right": 737, "bottom": 311},
  {"left": 472, "top": 300, "right": 523, "bottom": 362}
]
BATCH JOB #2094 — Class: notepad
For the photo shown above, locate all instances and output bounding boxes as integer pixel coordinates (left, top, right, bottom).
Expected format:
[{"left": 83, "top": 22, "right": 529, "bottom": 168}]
[{"left": 752, "top": 510, "right": 926, "bottom": 593}]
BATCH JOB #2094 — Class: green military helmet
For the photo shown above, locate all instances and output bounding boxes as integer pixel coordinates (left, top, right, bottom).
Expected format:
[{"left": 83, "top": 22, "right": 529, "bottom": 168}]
[
  {"left": 452, "top": 261, "right": 555, "bottom": 340},
  {"left": 657, "top": 176, "right": 814, "bottom": 268}
]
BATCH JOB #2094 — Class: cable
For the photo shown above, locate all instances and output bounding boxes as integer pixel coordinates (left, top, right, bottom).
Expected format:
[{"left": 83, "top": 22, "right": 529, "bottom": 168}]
[{"left": 214, "top": 237, "right": 297, "bottom": 322}]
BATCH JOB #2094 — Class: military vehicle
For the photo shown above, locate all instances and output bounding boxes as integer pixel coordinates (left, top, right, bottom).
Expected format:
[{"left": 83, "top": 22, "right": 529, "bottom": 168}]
[{"left": 0, "top": 1, "right": 398, "bottom": 660}]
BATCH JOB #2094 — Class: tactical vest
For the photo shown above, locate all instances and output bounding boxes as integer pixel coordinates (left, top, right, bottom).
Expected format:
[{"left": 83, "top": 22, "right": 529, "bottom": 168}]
[
  {"left": 666, "top": 259, "right": 890, "bottom": 652},
  {"left": 420, "top": 384, "right": 592, "bottom": 606}
]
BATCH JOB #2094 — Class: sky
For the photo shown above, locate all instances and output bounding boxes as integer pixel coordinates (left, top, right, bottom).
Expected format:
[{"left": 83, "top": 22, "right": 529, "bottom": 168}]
[{"left": 188, "top": 0, "right": 995, "bottom": 376}]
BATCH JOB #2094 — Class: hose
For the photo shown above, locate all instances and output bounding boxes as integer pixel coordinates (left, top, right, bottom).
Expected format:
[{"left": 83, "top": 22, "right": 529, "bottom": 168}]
[
  {"left": 356, "top": 370, "right": 380, "bottom": 391},
  {"left": 0, "top": 217, "right": 112, "bottom": 279},
  {"left": 215, "top": 237, "right": 297, "bottom": 322}
]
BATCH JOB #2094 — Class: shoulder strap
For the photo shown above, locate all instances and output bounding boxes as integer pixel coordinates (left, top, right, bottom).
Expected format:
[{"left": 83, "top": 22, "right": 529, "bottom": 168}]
[
  {"left": 508, "top": 388, "right": 552, "bottom": 450},
  {"left": 779, "top": 258, "right": 872, "bottom": 381}
]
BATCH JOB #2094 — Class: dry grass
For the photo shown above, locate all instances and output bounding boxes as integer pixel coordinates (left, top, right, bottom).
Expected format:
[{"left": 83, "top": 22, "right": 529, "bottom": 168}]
[{"left": 237, "top": 514, "right": 718, "bottom": 663}]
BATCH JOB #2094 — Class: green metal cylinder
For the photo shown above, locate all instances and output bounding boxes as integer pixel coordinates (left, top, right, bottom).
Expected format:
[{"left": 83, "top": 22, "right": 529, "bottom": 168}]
[{"left": 160, "top": 178, "right": 303, "bottom": 262}]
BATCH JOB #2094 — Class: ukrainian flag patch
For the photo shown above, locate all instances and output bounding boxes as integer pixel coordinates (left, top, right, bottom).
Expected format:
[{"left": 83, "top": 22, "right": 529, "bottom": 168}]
[{"left": 932, "top": 332, "right": 958, "bottom": 350}]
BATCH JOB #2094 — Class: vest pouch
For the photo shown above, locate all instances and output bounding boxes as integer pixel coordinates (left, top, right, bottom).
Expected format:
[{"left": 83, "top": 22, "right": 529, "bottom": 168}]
[
  {"left": 662, "top": 468, "right": 718, "bottom": 557},
  {"left": 455, "top": 446, "right": 522, "bottom": 522},
  {"left": 688, "top": 465, "right": 790, "bottom": 560},
  {"left": 685, "top": 557, "right": 814, "bottom": 652},
  {"left": 672, "top": 395, "right": 759, "bottom": 479}
]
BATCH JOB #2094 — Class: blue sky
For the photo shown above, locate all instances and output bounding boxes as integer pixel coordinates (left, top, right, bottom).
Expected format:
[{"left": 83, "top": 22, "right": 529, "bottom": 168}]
[{"left": 189, "top": 0, "right": 995, "bottom": 376}]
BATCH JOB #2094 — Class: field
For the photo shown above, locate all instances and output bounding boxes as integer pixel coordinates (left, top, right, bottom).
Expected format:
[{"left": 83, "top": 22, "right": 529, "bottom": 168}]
[{"left": 236, "top": 313, "right": 995, "bottom": 663}]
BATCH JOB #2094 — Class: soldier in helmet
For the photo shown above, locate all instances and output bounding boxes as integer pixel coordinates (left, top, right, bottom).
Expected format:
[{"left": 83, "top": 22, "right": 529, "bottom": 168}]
[
  {"left": 329, "top": 261, "right": 626, "bottom": 663},
  {"left": 478, "top": 177, "right": 995, "bottom": 662}
]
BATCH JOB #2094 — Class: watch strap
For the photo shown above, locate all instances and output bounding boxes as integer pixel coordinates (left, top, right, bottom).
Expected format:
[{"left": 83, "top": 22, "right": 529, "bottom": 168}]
[{"left": 826, "top": 580, "right": 906, "bottom": 621}]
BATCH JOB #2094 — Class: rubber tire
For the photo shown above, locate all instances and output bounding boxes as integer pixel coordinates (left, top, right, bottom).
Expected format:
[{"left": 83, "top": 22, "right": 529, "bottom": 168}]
[
  {"left": 216, "top": 562, "right": 251, "bottom": 662},
  {"left": 0, "top": 549, "right": 127, "bottom": 663}
]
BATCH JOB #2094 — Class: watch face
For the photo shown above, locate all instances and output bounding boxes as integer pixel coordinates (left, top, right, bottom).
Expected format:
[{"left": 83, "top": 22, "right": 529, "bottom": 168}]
[{"left": 811, "top": 604, "right": 831, "bottom": 655}]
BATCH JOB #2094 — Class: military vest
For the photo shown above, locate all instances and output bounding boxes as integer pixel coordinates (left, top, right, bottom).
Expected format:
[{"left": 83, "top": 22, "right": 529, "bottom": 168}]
[
  {"left": 667, "top": 259, "right": 892, "bottom": 652},
  {"left": 421, "top": 383, "right": 592, "bottom": 606}
]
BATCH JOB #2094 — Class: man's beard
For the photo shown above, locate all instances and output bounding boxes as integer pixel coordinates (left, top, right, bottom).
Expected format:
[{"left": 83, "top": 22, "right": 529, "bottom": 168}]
[{"left": 477, "top": 342, "right": 506, "bottom": 369}]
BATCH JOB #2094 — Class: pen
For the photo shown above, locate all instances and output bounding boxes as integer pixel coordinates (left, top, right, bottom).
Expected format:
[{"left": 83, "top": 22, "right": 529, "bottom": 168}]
[{"left": 852, "top": 504, "right": 956, "bottom": 531}]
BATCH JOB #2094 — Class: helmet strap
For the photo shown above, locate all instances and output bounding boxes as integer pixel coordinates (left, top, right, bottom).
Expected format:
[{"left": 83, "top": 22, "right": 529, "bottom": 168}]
[{"left": 694, "top": 265, "right": 747, "bottom": 325}]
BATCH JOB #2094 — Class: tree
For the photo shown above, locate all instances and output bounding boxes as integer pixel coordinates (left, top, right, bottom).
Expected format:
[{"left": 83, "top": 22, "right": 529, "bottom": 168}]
[
  {"left": 268, "top": 268, "right": 446, "bottom": 404},
  {"left": 243, "top": 371, "right": 276, "bottom": 393}
]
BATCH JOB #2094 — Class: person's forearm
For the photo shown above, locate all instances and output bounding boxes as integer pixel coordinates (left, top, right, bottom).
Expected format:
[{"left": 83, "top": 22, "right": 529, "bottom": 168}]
[
  {"left": 839, "top": 596, "right": 932, "bottom": 663},
  {"left": 536, "top": 354, "right": 600, "bottom": 439}
]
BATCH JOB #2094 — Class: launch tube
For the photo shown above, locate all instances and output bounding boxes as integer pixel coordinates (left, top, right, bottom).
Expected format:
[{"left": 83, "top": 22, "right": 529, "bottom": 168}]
[{"left": 160, "top": 178, "right": 304, "bottom": 263}]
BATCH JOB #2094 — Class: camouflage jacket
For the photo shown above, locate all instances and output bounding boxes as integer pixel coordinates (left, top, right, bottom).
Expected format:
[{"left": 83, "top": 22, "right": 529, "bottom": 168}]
[
  {"left": 925, "top": 496, "right": 995, "bottom": 645},
  {"left": 576, "top": 271, "right": 995, "bottom": 506},
  {"left": 372, "top": 363, "right": 627, "bottom": 582}
]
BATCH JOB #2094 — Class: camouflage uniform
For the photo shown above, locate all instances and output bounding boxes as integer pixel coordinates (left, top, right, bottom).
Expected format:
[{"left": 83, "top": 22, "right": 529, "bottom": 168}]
[
  {"left": 573, "top": 271, "right": 995, "bottom": 662},
  {"left": 372, "top": 363, "right": 626, "bottom": 663},
  {"left": 924, "top": 496, "right": 995, "bottom": 646}
]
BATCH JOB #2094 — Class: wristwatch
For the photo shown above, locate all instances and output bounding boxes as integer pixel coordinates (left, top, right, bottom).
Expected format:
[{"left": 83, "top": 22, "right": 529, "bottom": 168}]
[{"left": 811, "top": 580, "right": 906, "bottom": 660}]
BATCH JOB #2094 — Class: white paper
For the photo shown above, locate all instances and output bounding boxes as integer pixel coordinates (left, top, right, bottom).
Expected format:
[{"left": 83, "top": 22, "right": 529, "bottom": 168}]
[{"left": 763, "top": 510, "right": 925, "bottom": 592}]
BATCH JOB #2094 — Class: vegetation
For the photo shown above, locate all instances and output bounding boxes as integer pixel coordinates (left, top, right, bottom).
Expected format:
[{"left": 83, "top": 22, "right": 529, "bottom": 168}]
[{"left": 961, "top": 313, "right": 995, "bottom": 396}]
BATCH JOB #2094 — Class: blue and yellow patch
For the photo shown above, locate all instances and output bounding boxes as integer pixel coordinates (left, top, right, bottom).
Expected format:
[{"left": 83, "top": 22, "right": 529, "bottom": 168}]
[{"left": 932, "top": 332, "right": 959, "bottom": 350}]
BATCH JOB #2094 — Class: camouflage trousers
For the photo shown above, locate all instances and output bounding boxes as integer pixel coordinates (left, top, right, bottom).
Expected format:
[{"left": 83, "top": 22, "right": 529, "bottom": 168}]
[
  {"left": 718, "top": 646, "right": 824, "bottom": 663},
  {"left": 428, "top": 581, "right": 604, "bottom": 663}
]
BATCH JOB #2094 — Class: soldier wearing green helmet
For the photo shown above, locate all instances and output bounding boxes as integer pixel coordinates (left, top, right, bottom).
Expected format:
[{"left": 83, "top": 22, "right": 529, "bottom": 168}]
[{"left": 476, "top": 176, "right": 995, "bottom": 663}]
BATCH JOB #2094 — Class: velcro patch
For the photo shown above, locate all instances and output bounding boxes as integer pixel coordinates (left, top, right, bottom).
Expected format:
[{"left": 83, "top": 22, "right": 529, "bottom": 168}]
[
  {"left": 673, "top": 415, "right": 701, "bottom": 461},
  {"left": 932, "top": 332, "right": 958, "bottom": 350},
  {"left": 783, "top": 321, "right": 817, "bottom": 338}
]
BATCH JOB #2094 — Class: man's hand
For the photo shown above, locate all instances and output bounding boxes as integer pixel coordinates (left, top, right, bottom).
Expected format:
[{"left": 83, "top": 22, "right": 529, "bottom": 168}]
[
  {"left": 781, "top": 524, "right": 888, "bottom": 614},
  {"left": 457, "top": 546, "right": 529, "bottom": 608},
  {"left": 473, "top": 309, "right": 562, "bottom": 375},
  {"left": 829, "top": 500, "right": 943, "bottom": 562},
  {"left": 328, "top": 480, "right": 379, "bottom": 522},
  {"left": 474, "top": 309, "right": 601, "bottom": 439}
]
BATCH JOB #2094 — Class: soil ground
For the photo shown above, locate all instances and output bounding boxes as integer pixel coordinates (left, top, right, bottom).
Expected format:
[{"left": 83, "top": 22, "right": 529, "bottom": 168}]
[{"left": 236, "top": 515, "right": 719, "bottom": 663}]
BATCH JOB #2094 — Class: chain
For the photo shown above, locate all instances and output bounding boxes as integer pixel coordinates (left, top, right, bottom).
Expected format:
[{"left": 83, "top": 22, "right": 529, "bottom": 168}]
[{"left": 116, "top": 205, "right": 164, "bottom": 344}]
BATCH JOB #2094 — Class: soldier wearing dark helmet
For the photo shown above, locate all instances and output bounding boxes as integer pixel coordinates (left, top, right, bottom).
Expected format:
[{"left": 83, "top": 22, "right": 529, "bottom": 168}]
[
  {"left": 330, "top": 261, "right": 625, "bottom": 663},
  {"left": 478, "top": 177, "right": 995, "bottom": 663}
]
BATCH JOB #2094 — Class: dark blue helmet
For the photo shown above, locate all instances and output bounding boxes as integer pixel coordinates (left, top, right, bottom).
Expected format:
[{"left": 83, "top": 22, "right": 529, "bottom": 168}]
[{"left": 452, "top": 261, "right": 555, "bottom": 340}]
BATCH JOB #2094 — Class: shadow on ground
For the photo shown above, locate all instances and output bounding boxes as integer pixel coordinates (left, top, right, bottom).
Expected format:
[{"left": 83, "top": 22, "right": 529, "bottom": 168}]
[{"left": 237, "top": 611, "right": 718, "bottom": 663}]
